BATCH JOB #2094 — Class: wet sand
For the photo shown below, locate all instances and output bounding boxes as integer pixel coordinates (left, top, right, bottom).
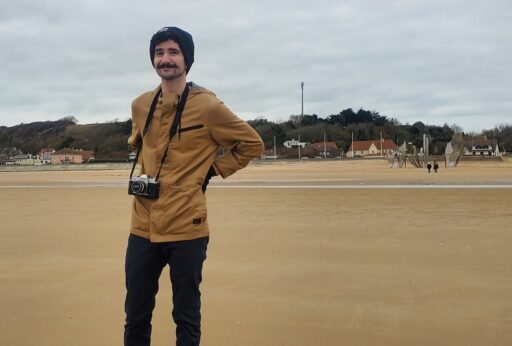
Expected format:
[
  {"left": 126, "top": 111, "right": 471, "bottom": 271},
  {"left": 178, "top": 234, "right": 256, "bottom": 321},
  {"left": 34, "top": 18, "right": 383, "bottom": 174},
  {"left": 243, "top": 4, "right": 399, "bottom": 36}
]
[{"left": 0, "top": 159, "right": 511, "bottom": 345}]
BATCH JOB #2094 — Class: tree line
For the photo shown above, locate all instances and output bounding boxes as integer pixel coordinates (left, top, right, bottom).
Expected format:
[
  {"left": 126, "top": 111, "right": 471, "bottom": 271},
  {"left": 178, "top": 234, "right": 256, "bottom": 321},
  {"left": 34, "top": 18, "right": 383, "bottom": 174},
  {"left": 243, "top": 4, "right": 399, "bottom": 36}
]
[
  {"left": 0, "top": 118, "right": 132, "bottom": 160},
  {"left": 1, "top": 110, "right": 510, "bottom": 160},
  {"left": 248, "top": 108, "right": 511, "bottom": 155}
]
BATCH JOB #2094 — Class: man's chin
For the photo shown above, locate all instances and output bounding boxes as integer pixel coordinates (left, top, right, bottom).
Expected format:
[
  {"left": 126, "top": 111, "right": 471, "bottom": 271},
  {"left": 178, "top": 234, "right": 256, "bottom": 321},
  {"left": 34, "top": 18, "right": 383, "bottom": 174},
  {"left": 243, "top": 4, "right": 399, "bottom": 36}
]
[
  {"left": 158, "top": 73, "right": 179, "bottom": 81},
  {"left": 164, "top": 76, "right": 184, "bottom": 82},
  {"left": 157, "top": 70, "right": 185, "bottom": 81}
]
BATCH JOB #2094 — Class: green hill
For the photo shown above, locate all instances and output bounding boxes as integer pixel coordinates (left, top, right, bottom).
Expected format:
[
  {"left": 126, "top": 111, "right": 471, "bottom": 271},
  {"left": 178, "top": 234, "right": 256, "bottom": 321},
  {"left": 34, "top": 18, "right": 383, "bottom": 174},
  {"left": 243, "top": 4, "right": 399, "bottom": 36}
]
[{"left": 0, "top": 119, "right": 132, "bottom": 160}]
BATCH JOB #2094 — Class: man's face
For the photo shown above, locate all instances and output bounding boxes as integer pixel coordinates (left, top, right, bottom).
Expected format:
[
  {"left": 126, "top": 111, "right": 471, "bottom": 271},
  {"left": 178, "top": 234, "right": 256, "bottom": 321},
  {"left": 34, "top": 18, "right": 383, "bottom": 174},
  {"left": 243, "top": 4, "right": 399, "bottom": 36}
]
[{"left": 153, "top": 40, "right": 186, "bottom": 81}]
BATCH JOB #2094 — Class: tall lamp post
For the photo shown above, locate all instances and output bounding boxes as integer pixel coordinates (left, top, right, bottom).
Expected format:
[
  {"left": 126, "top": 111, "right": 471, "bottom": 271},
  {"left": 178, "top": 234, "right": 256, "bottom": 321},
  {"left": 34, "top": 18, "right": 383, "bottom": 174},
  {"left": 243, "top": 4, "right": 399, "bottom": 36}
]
[
  {"left": 301, "top": 81, "right": 304, "bottom": 117},
  {"left": 299, "top": 81, "right": 304, "bottom": 160}
]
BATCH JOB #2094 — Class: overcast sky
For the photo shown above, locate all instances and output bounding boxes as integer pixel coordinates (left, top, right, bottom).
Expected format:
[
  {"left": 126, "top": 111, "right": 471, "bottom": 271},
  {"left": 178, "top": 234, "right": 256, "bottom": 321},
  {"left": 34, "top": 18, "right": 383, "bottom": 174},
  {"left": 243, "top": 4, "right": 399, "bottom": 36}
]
[{"left": 1, "top": 0, "right": 510, "bottom": 132}]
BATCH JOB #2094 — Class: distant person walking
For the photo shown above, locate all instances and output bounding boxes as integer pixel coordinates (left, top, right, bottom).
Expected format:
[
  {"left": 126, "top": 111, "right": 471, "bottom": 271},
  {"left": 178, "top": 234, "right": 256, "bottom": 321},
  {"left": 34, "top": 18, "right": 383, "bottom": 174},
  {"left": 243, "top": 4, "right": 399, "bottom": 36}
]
[
  {"left": 124, "top": 26, "right": 264, "bottom": 346},
  {"left": 427, "top": 162, "right": 432, "bottom": 173},
  {"left": 433, "top": 161, "right": 439, "bottom": 173}
]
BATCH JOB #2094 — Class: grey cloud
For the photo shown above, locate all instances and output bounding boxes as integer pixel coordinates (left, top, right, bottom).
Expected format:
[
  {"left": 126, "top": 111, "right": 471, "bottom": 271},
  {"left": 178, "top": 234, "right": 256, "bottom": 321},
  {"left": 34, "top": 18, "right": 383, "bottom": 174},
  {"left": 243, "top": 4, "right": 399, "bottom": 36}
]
[{"left": 1, "top": 0, "right": 511, "bottom": 132}]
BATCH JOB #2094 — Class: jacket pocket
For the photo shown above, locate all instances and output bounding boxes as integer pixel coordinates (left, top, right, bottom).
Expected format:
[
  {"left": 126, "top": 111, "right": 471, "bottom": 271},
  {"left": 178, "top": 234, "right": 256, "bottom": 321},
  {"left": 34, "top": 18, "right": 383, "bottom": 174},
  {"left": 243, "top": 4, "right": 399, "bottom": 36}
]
[
  {"left": 131, "top": 196, "right": 151, "bottom": 235},
  {"left": 179, "top": 124, "right": 204, "bottom": 133},
  {"left": 150, "top": 181, "right": 207, "bottom": 236},
  {"left": 173, "top": 125, "right": 209, "bottom": 141},
  {"left": 168, "top": 127, "right": 215, "bottom": 168}
]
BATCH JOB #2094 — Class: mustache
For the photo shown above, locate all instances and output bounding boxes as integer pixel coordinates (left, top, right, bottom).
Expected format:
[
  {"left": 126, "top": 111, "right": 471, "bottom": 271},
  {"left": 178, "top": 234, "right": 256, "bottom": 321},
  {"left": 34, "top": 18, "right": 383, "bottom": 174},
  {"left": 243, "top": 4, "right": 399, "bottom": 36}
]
[{"left": 157, "top": 63, "right": 178, "bottom": 69}]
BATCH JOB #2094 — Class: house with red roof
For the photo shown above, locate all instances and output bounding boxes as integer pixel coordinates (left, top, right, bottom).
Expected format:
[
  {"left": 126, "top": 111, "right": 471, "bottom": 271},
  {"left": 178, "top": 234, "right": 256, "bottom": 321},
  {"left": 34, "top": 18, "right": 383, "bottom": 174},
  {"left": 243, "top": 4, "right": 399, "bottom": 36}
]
[
  {"left": 309, "top": 141, "right": 340, "bottom": 158},
  {"left": 50, "top": 148, "right": 95, "bottom": 164},
  {"left": 39, "top": 148, "right": 55, "bottom": 164},
  {"left": 347, "top": 139, "right": 397, "bottom": 158}
]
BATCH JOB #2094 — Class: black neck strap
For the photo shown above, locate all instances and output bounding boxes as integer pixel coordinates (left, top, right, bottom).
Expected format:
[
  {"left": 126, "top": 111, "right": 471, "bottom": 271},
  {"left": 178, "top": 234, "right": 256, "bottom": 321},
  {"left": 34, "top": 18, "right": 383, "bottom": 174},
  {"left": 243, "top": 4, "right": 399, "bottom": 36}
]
[
  {"left": 154, "top": 84, "right": 190, "bottom": 181},
  {"left": 130, "top": 83, "right": 190, "bottom": 179}
]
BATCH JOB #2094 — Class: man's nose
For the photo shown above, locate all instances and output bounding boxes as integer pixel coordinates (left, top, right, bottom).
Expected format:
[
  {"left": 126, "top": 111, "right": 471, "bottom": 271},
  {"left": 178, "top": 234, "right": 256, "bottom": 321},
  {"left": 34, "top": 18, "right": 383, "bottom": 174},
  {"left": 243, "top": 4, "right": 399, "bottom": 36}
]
[{"left": 160, "top": 52, "right": 173, "bottom": 63}]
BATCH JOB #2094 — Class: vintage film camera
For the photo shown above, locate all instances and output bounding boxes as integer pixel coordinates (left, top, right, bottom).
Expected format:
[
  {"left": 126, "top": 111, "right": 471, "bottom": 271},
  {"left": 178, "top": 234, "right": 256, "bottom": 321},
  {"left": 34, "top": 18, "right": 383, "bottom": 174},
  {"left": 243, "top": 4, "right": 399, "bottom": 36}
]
[{"left": 128, "top": 174, "right": 160, "bottom": 199}]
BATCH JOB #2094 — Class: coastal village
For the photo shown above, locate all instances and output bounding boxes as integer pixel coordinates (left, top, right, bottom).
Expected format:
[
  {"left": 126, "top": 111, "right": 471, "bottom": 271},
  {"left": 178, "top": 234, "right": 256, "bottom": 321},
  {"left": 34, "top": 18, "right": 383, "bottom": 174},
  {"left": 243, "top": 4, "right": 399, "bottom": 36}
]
[
  {"left": 0, "top": 135, "right": 503, "bottom": 166},
  {"left": 0, "top": 148, "right": 95, "bottom": 166},
  {"left": 261, "top": 135, "right": 503, "bottom": 160}
]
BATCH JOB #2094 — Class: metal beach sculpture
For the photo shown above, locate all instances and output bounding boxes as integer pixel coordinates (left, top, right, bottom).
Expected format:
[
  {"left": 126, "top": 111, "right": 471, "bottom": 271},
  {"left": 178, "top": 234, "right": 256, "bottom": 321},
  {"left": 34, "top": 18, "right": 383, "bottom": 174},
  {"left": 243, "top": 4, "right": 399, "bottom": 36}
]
[
  {"left": 445, "top": 132, "right": 465, "bottom": 167},
  {"left": 388, "top": 142, "right": 425, "bottom": 168}
]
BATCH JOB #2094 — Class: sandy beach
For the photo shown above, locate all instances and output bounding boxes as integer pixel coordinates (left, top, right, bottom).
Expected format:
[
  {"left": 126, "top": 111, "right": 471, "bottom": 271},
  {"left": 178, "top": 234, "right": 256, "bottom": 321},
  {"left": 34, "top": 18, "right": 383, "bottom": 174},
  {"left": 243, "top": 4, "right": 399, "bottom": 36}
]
[{"left": 1, "top": 159, "right": 511, "bottom": 345}]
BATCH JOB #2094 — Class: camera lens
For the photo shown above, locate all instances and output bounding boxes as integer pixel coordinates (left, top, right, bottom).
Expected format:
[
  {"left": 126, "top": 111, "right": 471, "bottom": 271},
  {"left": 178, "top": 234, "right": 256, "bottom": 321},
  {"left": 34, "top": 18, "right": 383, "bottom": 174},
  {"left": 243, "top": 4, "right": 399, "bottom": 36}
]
[{"left": 131, "top": 180, "right": 146, "bottom": 193}]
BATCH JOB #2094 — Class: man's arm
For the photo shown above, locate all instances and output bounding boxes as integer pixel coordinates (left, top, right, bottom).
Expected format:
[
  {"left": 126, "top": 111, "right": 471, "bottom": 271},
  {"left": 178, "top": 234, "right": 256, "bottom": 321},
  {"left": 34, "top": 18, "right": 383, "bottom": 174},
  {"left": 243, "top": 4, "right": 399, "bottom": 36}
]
[
  {"left": 127, "top": 101, "right": 142, "bottom": 151},
  {"left": 207, "top": 102, "right": 264, "bottom": 179}
]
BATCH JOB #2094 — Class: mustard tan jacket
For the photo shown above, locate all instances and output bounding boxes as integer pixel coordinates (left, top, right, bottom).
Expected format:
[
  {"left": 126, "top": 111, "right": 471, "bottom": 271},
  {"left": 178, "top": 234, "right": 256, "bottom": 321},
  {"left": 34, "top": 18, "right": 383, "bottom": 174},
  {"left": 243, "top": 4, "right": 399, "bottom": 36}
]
[{"left": 128, "top": 83, "right": 264, "bottom": 242}]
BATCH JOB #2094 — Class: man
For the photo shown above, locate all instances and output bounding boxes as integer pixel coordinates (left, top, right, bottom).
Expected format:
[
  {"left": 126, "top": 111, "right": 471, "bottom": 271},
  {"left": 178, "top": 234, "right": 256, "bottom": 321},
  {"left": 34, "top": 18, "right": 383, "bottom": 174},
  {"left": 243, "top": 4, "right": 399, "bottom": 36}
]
[
  {"left": 124, "top": 26, "right": 264, "bottom": 346},
  {"left": 433, "top": 160, "right": 439, "bottom": 173}
]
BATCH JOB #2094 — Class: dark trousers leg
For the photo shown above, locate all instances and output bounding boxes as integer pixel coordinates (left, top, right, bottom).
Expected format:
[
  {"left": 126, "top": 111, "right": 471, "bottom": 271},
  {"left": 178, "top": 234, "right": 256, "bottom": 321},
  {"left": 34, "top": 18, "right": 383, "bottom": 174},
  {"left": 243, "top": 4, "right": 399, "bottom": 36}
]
[
  {"left": 124, "top": 234, "right": 166, "bottom": 346},
  {"left": 165, "top": 237, "right": 209, "bottom": 346}
]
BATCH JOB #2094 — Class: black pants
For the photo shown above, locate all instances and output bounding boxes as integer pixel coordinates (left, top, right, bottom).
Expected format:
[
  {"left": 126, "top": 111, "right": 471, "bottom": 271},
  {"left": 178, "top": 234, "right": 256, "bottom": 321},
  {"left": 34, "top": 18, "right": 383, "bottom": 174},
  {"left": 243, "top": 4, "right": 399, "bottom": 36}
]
[{"left": 124, "top": 234, "right": 209, "bottom": 346}]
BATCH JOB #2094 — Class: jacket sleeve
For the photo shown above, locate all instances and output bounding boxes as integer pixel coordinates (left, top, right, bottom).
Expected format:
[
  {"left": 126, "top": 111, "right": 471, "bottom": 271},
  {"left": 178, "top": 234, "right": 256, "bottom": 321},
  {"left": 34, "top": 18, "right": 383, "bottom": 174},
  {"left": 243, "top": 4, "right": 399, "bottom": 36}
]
[
  {"left": 207, "top": 102, "right": 264, "bottom": 178},
  {"left": 127, "top": 100, "right": 142, "bottom": 151}
]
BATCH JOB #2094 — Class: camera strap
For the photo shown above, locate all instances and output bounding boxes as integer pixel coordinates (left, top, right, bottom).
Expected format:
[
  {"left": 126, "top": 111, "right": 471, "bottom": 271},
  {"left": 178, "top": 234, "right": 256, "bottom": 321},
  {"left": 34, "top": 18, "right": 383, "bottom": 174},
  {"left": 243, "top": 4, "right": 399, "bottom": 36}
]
[
  {"left": 155, "top": 83, "right": 190, "bottom": 181},
  {"left": 129, "top": 83, "right": 191, "bottom": 180}
]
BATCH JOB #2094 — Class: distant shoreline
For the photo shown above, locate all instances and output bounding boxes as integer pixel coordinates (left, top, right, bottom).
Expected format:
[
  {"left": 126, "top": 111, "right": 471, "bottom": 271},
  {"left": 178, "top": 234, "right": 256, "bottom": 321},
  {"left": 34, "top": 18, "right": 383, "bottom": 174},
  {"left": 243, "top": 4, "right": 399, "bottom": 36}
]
[
  {"left": 0, "top": 158, "right": 368, "bottom": 172},
  {"left": 0, "top": 162, "right": 133, "bottom": 172},
  {"left": 0, "top": 155, "right": 506, "bottom": 173}
]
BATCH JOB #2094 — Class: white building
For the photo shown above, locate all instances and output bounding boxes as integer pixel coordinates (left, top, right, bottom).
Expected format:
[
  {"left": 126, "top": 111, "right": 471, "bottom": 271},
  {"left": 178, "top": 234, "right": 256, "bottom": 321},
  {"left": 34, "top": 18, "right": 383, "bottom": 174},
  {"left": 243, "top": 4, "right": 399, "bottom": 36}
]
[
  {"left": 12, "top": 154, "right": 42, "bottom": 165},
  {"left": 284, "top": 139, "right": 306, "bottom": 149},
  {"left": 463, "top": 136, "right": 501, "bottom": 156}
]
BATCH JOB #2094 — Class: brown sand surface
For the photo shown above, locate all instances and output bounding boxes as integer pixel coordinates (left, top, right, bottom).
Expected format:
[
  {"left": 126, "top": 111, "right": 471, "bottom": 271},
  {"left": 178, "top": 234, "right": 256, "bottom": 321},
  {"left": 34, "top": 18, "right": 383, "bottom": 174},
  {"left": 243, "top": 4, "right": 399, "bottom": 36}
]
[
  {"left": 0, "top": 160, "right": 511, "bottom": 345},
  {"left": 0, "top": 157, "right": 511, "bottom": 186}
]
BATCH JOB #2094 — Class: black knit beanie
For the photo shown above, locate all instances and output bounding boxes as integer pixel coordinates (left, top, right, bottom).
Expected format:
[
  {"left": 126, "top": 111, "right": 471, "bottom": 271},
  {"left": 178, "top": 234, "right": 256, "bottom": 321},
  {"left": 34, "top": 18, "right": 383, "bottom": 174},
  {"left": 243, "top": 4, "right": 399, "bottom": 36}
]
[{"left": 150, "top": 26, "right": 194, "bottom": 74}]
